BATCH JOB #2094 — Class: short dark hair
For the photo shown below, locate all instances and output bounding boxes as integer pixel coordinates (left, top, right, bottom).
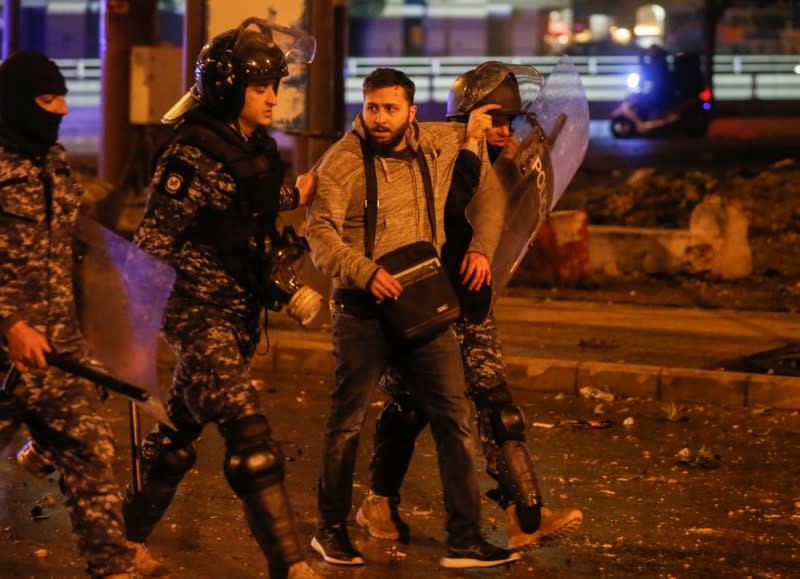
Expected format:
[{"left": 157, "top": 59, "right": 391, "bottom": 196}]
[{"left": 362, "top": 68, "right": 415, "bottom": 104}]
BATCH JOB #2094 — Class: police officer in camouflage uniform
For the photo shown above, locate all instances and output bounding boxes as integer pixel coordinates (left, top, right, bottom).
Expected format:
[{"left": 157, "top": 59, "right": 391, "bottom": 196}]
[
  {"left": 122, "top": 19, "right": 319, "bottom": 579},
  {"left": 357, "top": 62, "right": 583, "bottom": 551},
  {"left": 0, "top": 51, "right": 135, "bottom": 579}
]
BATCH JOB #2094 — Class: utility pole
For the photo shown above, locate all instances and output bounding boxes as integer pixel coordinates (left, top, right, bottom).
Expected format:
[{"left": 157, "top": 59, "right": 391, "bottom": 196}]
[
  {"left": 99, "top": 0, "right": 158, "bottom": 187},
  {"left": 2, "top": 0, "right": 20, "bottom": 58},
  {"left": 182, "top": 1, "right": 206, "bottom": 91},
  {"left": 703, "top": 0, "right": 729, "bottom": 99},
  {"left": 297, "top": 0, "right": 347, "bottom": 170}
]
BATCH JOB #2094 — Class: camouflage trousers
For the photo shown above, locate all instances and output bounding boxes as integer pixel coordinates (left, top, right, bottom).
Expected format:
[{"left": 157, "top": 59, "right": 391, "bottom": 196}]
[
  {"left": 0, "top": 363, "right": 134, "bottom": 578},
  {"left": 160, "top": 304, "right": 264, "bottom": 433},
  {"left": 453, "top": 313, "right": 507, "bottom": 396}
]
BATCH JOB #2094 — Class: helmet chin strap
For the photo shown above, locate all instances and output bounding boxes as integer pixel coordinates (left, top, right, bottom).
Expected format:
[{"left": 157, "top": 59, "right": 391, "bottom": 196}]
[{"left": 230, "top": 118, "right": 250, "bottom": 141}]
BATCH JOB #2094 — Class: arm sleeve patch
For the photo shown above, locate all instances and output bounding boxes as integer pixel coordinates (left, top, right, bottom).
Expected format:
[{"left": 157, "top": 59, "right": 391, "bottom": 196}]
[{"left": 157, "top": 157, "right": 196, "bottom": 200}]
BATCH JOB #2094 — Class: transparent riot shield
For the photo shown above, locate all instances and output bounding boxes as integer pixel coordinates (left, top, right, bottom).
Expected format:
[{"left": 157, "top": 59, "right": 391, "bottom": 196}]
[
  {"left": 467, "top": 55, "right": 590, "bottom": 303},
  {"left": 75, "top": 217, "right": 175, "bottom": 427}
]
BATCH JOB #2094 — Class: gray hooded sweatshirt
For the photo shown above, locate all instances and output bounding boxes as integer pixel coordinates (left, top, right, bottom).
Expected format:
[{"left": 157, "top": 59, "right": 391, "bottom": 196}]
[{"left": 306, "top": 115, "right": 494, "bottom": 291}]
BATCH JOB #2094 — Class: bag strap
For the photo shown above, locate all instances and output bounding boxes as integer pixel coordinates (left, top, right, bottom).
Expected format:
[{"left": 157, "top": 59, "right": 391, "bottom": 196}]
[
  {"left": 359, "top": 136, "right": 379, "bottom": 259},
  {"left": 357, "top": 133, "right": 438, "bottom": 259},
  {"left": 415, "top": 148, "right": 438, "bottom": 249}
]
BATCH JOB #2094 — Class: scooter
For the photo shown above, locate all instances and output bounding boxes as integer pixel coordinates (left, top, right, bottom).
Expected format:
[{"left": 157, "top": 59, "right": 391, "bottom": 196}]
[{"left": 610, "top": 51, "right": 712, "bottom": 138}]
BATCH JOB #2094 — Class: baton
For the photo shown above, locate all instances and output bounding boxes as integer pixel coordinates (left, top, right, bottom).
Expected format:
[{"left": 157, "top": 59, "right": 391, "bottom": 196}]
[
  {"left": 45, "top": 352, "right": 149, "bottom": 401},
  {"left": 43, "top": 352, "right": 175, "bottom": 430}
]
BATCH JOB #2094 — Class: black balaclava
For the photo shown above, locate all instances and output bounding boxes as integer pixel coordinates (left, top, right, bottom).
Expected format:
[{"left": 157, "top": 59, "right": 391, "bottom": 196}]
[{"left": 0, "top": 51, "right": 67, "bottom": 149}]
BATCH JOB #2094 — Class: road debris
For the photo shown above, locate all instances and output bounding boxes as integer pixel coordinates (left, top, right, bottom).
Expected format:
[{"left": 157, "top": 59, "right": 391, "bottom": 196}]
[
  {"left": 579, "top": 386, "right": 615, "bottom": 402},
  {"left": 675, "top": 446, "right": 722, "bottom": 469},
  {"left": 532, "top": 419, "right": 613, "bottom": 429}
]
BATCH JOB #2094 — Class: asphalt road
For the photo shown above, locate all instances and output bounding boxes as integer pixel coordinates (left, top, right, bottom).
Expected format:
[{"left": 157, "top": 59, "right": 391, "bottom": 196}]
[{"left": 1, "top": 369, "right": 798, "bottom": 578}]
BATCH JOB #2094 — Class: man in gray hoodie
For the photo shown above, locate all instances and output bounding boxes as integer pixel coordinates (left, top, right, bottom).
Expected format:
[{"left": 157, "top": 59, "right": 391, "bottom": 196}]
[{"left": 305, "top": 67, "right": 517, "bottom": 570}]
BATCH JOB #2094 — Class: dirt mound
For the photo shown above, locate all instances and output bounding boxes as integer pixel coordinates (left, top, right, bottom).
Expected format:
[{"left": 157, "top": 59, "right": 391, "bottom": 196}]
[{"left": 536, "top": 157, "right": 800, "bottom": 312}]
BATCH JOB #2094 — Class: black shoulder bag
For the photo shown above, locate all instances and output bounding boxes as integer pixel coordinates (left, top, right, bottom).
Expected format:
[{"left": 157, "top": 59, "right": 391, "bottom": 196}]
[{"left": 360, "top": 138, "right": 460, "bottom": 342}]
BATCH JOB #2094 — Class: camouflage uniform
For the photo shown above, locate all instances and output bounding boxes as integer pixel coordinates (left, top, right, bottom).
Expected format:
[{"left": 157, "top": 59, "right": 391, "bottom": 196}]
[
  {"left": 132, "top": 121, "right": 296, "bottom": 434},
  {"left": 0, "top": 140, "right": 134, "bottom": 578},
  {"left": 125, "top": 108, "right": 307, "bottom": 576}
]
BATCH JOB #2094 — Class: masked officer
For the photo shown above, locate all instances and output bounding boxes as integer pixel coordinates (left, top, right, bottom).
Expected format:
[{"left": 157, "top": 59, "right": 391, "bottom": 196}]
[
  {"left": 0, "top": 51, "right": 136, "bottom": 578},
  {"left": 123, "top": 19, "right": 319, "bottom": 579},
  {"left": 357, "top": 62, "right": 583, "bottom": 551}
]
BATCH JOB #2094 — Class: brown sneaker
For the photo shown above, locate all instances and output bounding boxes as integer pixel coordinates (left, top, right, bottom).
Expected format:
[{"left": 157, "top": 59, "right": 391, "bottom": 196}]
[
  {"left": 506, "top": 505, "right": 583, "bottom": 551},
  {"left": 288, "top": 561, "right": 321, "bottom": 578},
  {"left": 355, "top": 491, "right": 410, "bottom": 541},
  {"left": 128, "top": 540, "right": 171, "bottom": 577}
]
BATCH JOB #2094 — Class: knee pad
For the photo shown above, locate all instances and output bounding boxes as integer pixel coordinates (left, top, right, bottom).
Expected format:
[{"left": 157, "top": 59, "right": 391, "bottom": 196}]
[
  {"left": 474, "top": 385, "right": 526, "bottom": 445},
  {"left": 222, "top": 414, "right": 285, "bottom": 495},
  {"left": 375, "top": 393, "right": 428, "bottom": 442},
  {"left": 142, "top": 423, "right": 199, "bottom": 483}
]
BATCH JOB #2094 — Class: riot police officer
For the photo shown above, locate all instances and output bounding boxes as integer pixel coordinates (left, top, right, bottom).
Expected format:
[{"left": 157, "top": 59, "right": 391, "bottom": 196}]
[
  {"left": 0, "top": 51, "right": 136, "bottom": 578},
  {"left": 357, "top": 62, "right": 583, "bottom": 551},
  {"left": 123, "top": 18, "right": 319, "bottom": 579}
]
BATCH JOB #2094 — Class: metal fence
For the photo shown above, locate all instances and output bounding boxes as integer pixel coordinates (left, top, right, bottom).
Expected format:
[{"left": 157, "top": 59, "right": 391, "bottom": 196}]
[{"left": 58, "top": 54, "right": 800, "bottom": 107}]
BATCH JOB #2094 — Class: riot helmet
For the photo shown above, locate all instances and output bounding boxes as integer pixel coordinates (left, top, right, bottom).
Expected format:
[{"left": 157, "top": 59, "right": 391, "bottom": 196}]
[
  {"left": 446, "top": 61, "right": 542, "bottom": 122},
  {"left": 162, "top": 18, "right": 316, "bottom": 124}
]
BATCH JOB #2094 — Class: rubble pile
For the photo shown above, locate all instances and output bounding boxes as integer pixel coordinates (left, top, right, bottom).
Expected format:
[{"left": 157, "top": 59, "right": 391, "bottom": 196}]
[{"left": 556, "top": 158, "right": 800, "bottom": 311}]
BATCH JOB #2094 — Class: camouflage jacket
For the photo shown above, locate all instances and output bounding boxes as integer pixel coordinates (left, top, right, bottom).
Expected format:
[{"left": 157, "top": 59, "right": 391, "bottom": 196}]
[
  {"left": 134, "top": 115, "right": 296, "bottom": 323},
  {"left": 0, "top": 141, "right": 85, "bottom": 354}
]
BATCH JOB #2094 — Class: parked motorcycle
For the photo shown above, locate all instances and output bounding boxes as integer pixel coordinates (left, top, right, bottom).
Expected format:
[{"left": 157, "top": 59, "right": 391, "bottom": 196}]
[{"left": 610, "top": 50, "right": 712, "bottom": 138}]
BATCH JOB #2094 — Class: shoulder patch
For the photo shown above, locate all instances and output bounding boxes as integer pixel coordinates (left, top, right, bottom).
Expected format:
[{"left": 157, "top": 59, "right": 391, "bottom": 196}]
[{"left": 157, "top": 157, "right": 196, "bottom": 200}]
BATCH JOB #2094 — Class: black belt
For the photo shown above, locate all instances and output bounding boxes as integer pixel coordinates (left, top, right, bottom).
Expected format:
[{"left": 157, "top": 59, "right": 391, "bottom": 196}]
[{"left": 332, "top": 288, "right": 381, "bottom": 318}]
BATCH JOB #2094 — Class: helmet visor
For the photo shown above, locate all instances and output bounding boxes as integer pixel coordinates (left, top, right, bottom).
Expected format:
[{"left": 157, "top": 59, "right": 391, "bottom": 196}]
[{"left": 233, "top": 18, "right": 316, "bottom": 65}]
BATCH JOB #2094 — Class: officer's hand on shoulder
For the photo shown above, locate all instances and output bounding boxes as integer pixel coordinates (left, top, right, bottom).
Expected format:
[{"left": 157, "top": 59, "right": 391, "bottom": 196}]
[{"left": 295, "top": 172, "right": 316, "bottom": 206}]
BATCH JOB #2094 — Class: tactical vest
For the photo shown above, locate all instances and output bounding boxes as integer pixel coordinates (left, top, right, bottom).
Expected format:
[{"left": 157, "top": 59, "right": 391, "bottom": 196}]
[{"left": 170, "top": 113, "right": 287, "bottom": 292}]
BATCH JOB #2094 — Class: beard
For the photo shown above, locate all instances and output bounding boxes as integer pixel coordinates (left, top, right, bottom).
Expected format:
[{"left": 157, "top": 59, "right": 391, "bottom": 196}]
[{"left": 365, "top": 118, "right": 409, "bottom": 156}]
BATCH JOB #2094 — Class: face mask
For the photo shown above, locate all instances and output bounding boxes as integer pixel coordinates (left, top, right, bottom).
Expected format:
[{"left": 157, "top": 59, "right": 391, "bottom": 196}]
[{"left": 0, "top": 51, "right": 67, "bottom": 147}]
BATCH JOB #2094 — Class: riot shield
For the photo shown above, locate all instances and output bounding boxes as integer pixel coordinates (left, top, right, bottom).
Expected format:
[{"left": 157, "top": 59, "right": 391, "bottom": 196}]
[
  {"left": 75, "top": 217, "right": 175, "bottom": 427},
  {"left": 467, "top": 55, "right": 590, "bottom": 302}
]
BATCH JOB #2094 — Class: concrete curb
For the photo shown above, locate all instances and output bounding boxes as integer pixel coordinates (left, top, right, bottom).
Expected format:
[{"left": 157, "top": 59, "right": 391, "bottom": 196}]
[{"left": 255, "top": 330, "right": 800, "bottom": 410}]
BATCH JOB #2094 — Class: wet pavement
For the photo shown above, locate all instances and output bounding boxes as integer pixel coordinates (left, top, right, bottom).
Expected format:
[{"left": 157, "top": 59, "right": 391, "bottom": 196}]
[
  {"left": 4, "top": 114, "right": 799, "bottom": 576},
  {"left": 2, "top": 362, "right": 799, "bottom": 578}
]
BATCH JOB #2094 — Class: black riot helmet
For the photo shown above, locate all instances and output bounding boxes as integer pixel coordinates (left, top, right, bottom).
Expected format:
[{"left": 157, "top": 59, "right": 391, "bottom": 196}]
[
  {"left": 446, "top": 61, "right": 542, "bottom": 122},
  {"left": 162, "top": 18, "right": 316, "bottom": 124},
  {"left": 195, "top": 28, "right": 287, "bottom": 120}
]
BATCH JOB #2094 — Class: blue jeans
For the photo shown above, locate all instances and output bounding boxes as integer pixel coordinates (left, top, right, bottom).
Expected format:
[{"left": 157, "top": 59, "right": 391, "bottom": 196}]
[{"left": 317, "top": 303, "right": 482, "bottom": 546}]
